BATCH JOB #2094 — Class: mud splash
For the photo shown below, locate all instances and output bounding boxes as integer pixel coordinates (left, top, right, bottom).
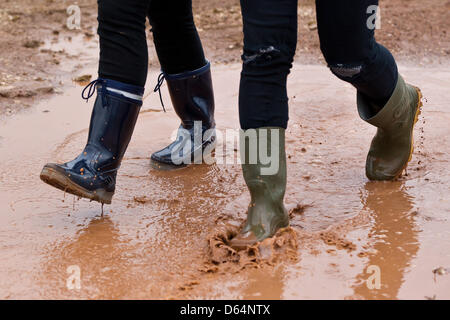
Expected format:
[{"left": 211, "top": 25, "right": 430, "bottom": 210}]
[
  {"left": 203, "top": 203, "right": 314, "bottom": 273},
  {"left": 205, "top": 226, "right": 298, "bottom": 271}
]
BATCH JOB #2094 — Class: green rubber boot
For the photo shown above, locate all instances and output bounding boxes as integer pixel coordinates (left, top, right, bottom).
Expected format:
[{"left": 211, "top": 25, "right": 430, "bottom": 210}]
[
  {"left": 229, "top": 127, "right": 289, "bottom": 250},
  {"left": 358, "top": 74, "right": 422, "bottom": 181}
]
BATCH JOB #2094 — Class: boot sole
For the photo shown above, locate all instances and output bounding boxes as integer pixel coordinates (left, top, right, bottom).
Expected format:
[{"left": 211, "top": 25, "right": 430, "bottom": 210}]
[
  {"left": 150, "top": 136, "right": 217, "bottom": 171},
  {"left": 394, "top": 86, "right": 423, "bottom": 180},
  {"left": 40, "top": 166, "right": 113, "bottom": 204},
  {"left": 149, "top": 160, "right": 187, "bottom": 171}
]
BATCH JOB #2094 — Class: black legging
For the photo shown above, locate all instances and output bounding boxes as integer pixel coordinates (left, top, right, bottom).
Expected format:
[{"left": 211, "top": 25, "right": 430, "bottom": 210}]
[
  {"left": 97, "top": 0, "right": 206, "bottom": 87},
  {"left": 239, "top": 0, "right": 398, "bottom": 129}
]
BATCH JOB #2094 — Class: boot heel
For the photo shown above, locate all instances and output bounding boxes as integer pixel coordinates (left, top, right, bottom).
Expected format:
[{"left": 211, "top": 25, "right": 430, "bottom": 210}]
[
  {"left": 392, "top": 85, "right": 423, "bottom": 180},
  {"left": 94, "top": 189, "right": 114, "bottom": 204},
  {"left": 40, "top": 166, "right": 114, "bottom": 204},
  {"left": 412, "top": 86, "right": 423, "bottom": 125}
]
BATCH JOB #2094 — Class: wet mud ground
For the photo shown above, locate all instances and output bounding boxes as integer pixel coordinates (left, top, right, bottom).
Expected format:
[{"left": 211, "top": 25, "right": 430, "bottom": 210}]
[{"left": 1, "top": 33, "right": 450, "bottom": 298}]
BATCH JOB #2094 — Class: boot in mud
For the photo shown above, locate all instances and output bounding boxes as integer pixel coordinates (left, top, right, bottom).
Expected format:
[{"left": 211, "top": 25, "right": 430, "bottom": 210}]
[
  {"left": 358, "top": 74, "right": 423, "bottom": 181},
  {"left": 229, "top": 127, "right": 290, "bottom": 250},
  {"left": 40, "top": 79, "right": 143, "bottom": 204},
  {"left": 151, "top": 61, "right": 215, "bottom": 168}
]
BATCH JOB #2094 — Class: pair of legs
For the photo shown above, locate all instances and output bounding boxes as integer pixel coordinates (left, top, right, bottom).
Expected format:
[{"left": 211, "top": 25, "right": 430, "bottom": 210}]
[
  {"left": 100, "top": 0, "right": 215, "bottom": 168},
  {"left": 98, "top": 0, "right": 205, "bottom": 86},
  {"left": 231, "top": 0, "right": 422, "bottom": 248},
  {"left": 41, "top": 0, "right": 216, "bottom": 203}
]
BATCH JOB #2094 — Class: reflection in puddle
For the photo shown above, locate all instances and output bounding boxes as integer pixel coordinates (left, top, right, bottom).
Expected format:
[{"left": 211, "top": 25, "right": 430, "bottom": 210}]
[{"left": 351, "top": 181, "right": 419, "bottom": 299}]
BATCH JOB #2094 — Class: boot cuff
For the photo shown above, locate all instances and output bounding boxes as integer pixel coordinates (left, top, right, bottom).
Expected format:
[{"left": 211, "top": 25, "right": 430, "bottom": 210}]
[
  {"left": 163, "top": 61, "right": 210, "bottom": 81},
  {"left": 357, "top": 73, "right": 405, "bottom": 126},
  {"left": 101, "top": 78, "right": 145, "bottom": 96},
  {"left": 98, "top": 78, "right": 144, "bottom": 105}
]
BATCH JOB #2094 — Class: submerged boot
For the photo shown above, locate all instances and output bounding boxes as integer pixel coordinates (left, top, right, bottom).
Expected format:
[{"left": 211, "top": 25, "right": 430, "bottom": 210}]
[
  {"left": 40, "top": 79, "right": 143, "bottom": 204},
  {"left": 358, "top": 74, "right": 422, "bottom": 181},
  {"left": 151, "top": 61, "right": 215, "bottom": 167},
  {"left": 229, "top": 127, "right": 290, "bottom": 250}
]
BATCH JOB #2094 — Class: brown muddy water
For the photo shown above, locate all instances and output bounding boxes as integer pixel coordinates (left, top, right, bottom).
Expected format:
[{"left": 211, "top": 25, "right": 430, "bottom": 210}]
[{"left": 0, "top": 37, "right": 449, "bottom": 299}]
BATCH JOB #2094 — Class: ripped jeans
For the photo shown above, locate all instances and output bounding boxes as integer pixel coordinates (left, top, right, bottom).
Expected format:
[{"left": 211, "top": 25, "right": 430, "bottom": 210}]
[{"left": 239, "top": 0, "right": 398, "bottom": 129}]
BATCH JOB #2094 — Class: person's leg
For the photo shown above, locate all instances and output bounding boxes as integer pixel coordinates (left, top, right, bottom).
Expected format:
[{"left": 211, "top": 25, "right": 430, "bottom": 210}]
[
  {"left": 316, "top": 0, "right": 422, "bottom": 181},
  {"left": 239, "top": 0, "right": 298, "bottom": 130},
  {"left": 148, "top": 0, "right": 215, "bottom": 167},
  {"left": 230, "top": 0, "right": 298, "bottom": 249},
  {"left": 316, "top": 0, "right": 397, "bottom": 108},
  {"left": 97, "top": 0, "right": 150, "bottom": 86},
  {"left": 148, "top": 0, "right": 205, "bottom": 74},
  {"left": 40, "top": 0, "right": 150, "bottom": 204}
]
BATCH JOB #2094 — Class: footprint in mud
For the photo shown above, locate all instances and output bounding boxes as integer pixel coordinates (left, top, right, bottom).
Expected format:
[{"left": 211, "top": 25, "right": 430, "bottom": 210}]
[{"left": 202, "top": 225, "right": 298, "bottom": 273}]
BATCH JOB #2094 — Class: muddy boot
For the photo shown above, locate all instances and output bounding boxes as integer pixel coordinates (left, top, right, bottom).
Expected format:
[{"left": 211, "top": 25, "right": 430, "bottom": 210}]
[
  {"left": 358, "top": 74, "right": 422, "bottom": 181},
  {"left": 151, "top": 61, "right": 215, "bottom": 167},
  {"left": 40, "top": 79, "right": 143, "bottom": 204},
  {"left": 229, "top": 127, "right": 290, "bottom": 250}
]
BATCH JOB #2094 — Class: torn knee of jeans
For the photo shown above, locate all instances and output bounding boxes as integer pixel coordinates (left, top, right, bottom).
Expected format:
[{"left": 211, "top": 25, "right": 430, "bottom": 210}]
[
  {"left": 242, "top": 46, "right": 282, "bottom": 65},
  {"left": 330, "top": 63, "right": 363, "bottom": 79}
]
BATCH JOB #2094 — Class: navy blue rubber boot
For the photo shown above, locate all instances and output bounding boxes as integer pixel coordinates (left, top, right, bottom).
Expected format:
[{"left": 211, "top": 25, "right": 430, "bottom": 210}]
[
  {"left": 151, "top": 61, "right": 216, "bottom": 167},
  {"left": 40, "top": 79, "right": 143, "bottom": 204}
]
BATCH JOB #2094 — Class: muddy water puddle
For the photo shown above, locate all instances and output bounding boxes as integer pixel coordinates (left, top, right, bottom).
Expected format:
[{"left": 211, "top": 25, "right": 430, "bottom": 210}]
[{"left": 0, "top": 60, "right": 449, "bottom": 299}]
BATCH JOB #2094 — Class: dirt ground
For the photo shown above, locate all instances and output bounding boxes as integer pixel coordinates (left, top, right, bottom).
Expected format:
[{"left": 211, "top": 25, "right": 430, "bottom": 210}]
[
  {"left": 0, "top": 0, "right": 450, "bottom": 300},
  {"left": 0, "top": 0, "right": 449, "bottom": 116}
]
